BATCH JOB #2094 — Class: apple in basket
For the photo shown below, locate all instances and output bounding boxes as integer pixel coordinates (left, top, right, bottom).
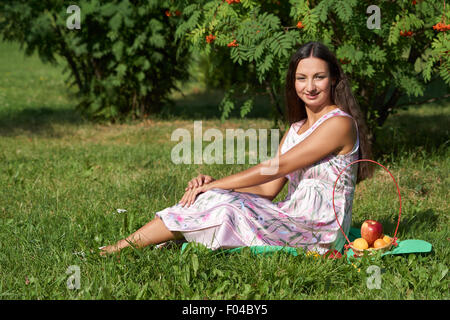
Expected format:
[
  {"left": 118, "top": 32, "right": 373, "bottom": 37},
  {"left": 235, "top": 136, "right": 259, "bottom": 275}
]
[{"left": 361, "top": 220, "right": 383, "bottom": 246}]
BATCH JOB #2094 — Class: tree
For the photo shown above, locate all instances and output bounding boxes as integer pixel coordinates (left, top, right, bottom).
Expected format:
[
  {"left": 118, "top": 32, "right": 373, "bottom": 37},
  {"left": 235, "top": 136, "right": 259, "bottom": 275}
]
[
  {"left": 0, "top": 0, "right": 190, "bottom": 120},
  {"left": 173, "top": 0, "right": 449, "bottom": 135}
]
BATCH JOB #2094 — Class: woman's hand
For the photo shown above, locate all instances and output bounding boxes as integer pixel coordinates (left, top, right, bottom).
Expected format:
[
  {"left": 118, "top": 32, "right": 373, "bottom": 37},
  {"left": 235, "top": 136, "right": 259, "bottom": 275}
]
[
  {"left": 178, "top": 174, "right": 215, "bottom": 207},
  {"left": 179, "top": 185, "right": 208, "bottom": 208},
  {"left": 185, "top": 174, "right": 215, "bottom": 191}
]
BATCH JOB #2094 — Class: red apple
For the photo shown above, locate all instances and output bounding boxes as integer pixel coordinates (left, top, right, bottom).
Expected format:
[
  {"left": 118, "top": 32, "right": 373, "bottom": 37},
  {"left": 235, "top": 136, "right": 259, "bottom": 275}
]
[{"left": 360, "top": 220, "right": 383, "bottom": 246}]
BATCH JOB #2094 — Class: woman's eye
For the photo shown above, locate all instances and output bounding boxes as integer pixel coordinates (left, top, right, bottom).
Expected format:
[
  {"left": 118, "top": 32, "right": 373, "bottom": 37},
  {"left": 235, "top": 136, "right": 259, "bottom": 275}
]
[{"left": 296, "top": 76, "right": 325, "bottom": 80}]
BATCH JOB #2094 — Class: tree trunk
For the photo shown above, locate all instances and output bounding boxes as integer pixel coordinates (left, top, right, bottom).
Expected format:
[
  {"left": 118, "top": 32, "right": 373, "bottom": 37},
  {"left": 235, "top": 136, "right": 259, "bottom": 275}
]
[{"left": 265, "top": 81, "right": 284, "bottom": 120}]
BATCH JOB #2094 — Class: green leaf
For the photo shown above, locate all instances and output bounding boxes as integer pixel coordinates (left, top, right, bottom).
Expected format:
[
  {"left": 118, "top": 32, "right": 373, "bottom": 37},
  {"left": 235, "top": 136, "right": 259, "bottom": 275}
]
[
  {"left": 312, "top": 0, "right": 334, "bottom": 23},
  {"left": 191, "top": 254, "right": 199, "bottom": 277},
  {"left": 240, "top": 98, "right": 253, "bottom": 118},
  {"left": 112, "top": 41, "right": 124, "bottom": 60},
  {"left": 109, "top": 13, "right": 122, "bottom": 32},
  {"left": 115, "top": 64, "right": 127, "bottom": 78}
]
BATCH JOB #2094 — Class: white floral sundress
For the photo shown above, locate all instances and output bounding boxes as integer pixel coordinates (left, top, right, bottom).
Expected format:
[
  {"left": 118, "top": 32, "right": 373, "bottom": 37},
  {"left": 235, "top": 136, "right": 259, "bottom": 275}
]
[{"left": 156, "top": 108, "right": 359, "bottom": 254}]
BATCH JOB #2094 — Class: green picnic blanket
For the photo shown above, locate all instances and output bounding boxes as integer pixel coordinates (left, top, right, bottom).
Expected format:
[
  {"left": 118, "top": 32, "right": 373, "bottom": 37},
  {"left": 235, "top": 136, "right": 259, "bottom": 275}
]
[
  {"left": 344, "top": 228, "right": 432, "bottom": 259},
  {"left": 180, "top": 227, "right": 432, "bottom": 258}
]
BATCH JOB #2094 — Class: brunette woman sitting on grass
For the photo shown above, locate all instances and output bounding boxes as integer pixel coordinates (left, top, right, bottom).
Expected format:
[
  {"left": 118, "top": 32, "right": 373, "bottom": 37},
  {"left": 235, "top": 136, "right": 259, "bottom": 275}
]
[{"left": 100, "top": 41, "right": 374, "bottom": 256}]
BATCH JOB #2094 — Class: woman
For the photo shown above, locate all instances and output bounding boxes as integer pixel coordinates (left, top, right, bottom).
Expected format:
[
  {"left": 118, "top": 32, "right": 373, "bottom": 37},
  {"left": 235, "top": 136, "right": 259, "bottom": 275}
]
[{"left": 100, "top": 41, "right": 373, "bottom": 256}]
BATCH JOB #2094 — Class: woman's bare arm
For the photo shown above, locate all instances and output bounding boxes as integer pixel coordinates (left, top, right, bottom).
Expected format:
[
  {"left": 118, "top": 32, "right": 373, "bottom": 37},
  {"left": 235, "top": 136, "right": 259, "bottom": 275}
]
[
  {"left": 203, "top": 116, "right": 354, "bottom": 192},
  {"left": 233, "top": 177, "right": 287, "bottom": 201},
  {"left": 233, "top": 126, "right": 290, "bottom": 200}
]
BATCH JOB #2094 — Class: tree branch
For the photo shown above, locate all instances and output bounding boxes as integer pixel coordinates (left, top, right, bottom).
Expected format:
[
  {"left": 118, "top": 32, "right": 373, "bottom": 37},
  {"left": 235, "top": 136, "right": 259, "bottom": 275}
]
[
  {"left": 52, "top": 14, "right": 84, "bottom": 92},
  {"left": 265, "top": 81, "right": 283, "bottom": 119}
]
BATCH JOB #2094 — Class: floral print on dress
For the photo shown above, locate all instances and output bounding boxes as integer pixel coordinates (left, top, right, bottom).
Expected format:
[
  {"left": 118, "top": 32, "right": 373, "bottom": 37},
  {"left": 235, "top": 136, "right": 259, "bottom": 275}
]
[{"left": 156, "top": 109, "right": 359, "bottom": 254}]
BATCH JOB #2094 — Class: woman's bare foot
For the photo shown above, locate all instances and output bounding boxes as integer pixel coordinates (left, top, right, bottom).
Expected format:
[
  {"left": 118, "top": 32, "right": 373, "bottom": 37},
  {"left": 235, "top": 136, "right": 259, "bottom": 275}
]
[{"left": 98, "top": 217, "right": 185, "bottom": 256}]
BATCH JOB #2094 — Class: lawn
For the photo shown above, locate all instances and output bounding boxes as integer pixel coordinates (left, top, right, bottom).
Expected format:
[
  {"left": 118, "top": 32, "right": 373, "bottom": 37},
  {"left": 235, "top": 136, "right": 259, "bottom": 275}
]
[{"left": 0, "top": 40, "right": 448, "bottom": 300}]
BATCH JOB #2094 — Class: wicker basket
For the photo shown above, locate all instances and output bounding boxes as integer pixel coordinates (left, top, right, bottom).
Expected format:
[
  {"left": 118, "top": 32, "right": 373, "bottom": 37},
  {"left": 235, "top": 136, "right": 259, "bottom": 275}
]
[
  {"left": 349, "top": 237, "right": 393, "bottom": 257},
  {"left": 333, "top": 159, "right": 402, "bottom": 259}
]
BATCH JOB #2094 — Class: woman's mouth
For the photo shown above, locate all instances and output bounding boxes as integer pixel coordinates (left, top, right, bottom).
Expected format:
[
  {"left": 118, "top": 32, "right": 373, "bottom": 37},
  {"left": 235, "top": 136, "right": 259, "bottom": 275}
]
[{"left": 305, "top": 92, "right": 319, "bottom": 100}]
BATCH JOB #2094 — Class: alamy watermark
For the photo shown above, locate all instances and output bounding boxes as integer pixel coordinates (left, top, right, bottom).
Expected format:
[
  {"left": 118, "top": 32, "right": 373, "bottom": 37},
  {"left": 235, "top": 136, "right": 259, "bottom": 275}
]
[
  {"left": 366, "top": 5, "right": 381, "bottom": 30},
  {"left": 66, "top": 5, "right": 81, "bottom": 30},
  {"left": 366, "top": 265, "right": 382, "bottom": 289},
  {"left": 66, "top": 265, "right": 81, "bottom": 290},
  {"left": 64, "top": 4, "right": 380, "bottom": 31}
]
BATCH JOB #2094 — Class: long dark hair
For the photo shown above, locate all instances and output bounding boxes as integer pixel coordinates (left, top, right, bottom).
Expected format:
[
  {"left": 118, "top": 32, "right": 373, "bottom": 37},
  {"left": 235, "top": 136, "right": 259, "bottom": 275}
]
[{"left": 285, "top": 41, "right": 374, "bottom": 182}]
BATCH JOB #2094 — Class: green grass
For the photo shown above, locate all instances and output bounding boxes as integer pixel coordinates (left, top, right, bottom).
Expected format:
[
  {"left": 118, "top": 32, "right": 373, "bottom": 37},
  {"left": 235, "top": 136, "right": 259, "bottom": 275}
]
[{"left": 0, "top": 40, "right": 449, "bottom": 300}]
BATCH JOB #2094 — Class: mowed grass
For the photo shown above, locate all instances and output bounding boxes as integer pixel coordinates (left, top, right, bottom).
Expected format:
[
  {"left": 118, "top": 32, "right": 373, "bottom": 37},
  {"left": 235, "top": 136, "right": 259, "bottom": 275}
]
[{"left": 0, "top": 40, "right": 449, "bottom": 300}]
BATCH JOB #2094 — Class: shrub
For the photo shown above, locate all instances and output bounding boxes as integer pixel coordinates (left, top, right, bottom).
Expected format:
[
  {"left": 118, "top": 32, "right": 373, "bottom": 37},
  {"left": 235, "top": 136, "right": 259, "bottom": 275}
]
[{"left": 0, "top": 0, "right": 190, "bottom": 121}]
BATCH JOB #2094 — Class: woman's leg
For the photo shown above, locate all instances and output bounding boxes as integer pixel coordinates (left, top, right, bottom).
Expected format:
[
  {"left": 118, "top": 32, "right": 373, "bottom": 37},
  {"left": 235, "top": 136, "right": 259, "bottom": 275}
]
[{"left": 100, "top": 216, "right": 184, "bottom": 255}]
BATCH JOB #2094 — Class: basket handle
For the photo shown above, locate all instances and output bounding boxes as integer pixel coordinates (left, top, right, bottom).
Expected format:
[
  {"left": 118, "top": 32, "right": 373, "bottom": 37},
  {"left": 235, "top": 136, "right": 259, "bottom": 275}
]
[{"left": 332, "top": 159, "right": 402, "bottom": 249}]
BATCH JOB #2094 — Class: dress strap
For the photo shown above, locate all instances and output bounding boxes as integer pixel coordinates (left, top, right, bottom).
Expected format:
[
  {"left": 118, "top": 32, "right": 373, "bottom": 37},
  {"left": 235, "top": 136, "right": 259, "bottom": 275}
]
[
  {"left": 310, "top": 109, "right": 351, "bottom": 130},
  {"left": 282, "top": 108, "right": 359, "bottom": 155}
]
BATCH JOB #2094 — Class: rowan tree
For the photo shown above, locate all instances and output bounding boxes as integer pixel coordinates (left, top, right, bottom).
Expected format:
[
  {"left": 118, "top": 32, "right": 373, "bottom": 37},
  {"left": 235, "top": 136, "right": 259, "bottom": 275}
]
[{"left": 172, "top": 0, "right": 450, "bottom": 135}]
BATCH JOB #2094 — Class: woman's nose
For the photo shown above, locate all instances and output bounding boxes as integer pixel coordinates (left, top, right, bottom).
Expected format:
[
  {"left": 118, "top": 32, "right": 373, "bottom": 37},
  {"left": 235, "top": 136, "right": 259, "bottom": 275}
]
[{"left": 306, "top": 79, "right": 316, "bottom": 92}]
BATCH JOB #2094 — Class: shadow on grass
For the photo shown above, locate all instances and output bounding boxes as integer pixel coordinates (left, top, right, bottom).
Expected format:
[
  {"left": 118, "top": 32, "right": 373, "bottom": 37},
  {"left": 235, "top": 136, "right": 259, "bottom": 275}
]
[
  {"left": 161, "top": 90, "right": 275, "bottom": 120},
  {"left": 373, "top": 98, "right": 450, "bottom": 160},
  {"left": 0, "top": 91, "right": 448, "bottom": 162},
  {"left": 395, "top": 208, "right": 439, "bottom": 236},
  {"left": 0, "top": 105, "right": 85, "bottom": 137},
  {"left": 0, "top": 90, "right": 275, "bottom": 137}
]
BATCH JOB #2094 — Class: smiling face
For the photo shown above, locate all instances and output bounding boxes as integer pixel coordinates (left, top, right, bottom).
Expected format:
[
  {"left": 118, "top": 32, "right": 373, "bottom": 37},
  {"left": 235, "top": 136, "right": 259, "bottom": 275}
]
[{"left": 294, "top": 56, "right": 335, "bottom": 110}]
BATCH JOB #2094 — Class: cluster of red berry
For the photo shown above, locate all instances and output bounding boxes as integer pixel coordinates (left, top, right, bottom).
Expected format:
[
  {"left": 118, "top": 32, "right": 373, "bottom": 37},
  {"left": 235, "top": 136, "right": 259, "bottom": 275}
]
[
  {"left": 225, "top": 0, "right": 240, "bottom": 4},
  {"left": 227, "top": 39, "right": 238, "bottom": 47},
  {"left": 296, "top": 21, "right": 304, "bottom": 29},
  {"left": 433, "top": 22, "right": 450, "bottom": 32},
  {"left": 165, "top": 10, "right": 181, "bottom": 17},
  {"left": 205, "top": 34, "right": 238, "bottom": 47},
  {"left": 205, "top": 34, "right": 216, "bottom": 44},
  {"left": 400, "top": 30, "right": 413, "bottom": 37}
]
